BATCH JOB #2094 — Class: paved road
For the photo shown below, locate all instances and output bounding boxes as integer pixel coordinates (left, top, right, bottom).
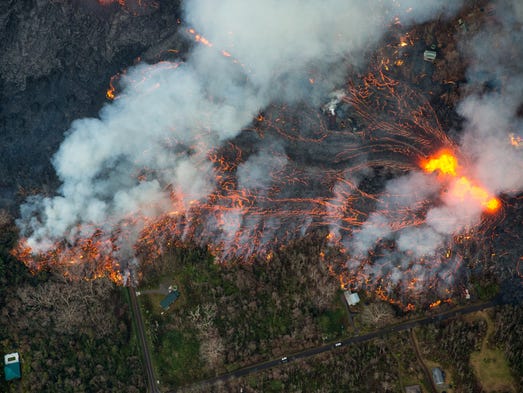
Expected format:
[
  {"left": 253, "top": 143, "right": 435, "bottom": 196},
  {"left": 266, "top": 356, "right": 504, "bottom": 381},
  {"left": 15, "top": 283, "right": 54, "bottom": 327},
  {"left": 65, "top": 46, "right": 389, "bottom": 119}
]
[
  {"left": 179, "top": 300, "right": 497, "bottom": 392},
  {"left": 128, "top": 287, "right": 161, "bottom": 393}
]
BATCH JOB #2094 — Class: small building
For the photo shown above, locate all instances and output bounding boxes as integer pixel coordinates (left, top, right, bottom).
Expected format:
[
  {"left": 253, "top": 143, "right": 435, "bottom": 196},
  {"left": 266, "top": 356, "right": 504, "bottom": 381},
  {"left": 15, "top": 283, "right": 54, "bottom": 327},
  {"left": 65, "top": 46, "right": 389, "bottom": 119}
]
[
  {"left": 424, "top": 50, "right": 437, "bottom": 62},
  {"left": 4, "top": 352, "right": 21, "bottom": 381},
  {"left": 160, "top": 289, "right": 180, "bottom": 310},
  {"left": 405, "top": 385, "right": 421, "bottom": 393},
  {"left": 343, "top": 290, "right": 360, "bottom": 306},
  {"left": 432, "top": 367, "right": 445, "bottom": 385}
]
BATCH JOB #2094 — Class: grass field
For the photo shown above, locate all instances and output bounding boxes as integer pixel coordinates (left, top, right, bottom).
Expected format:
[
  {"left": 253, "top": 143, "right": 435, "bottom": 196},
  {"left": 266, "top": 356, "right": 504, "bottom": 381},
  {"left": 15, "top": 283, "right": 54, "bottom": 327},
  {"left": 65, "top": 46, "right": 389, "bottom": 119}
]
[
  {"left": 468, "top": 311, "right": 516, "bottom": 393},
  {"left": 470, "top": 349, "right": 515, "bottom": 392}
]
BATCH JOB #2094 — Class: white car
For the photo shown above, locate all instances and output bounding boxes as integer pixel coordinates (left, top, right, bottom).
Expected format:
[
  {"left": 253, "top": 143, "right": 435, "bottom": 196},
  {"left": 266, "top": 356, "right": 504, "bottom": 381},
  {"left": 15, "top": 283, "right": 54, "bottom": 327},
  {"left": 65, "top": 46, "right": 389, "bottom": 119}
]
[
  {"left": 281, "top": 356, "right": 288, "bottom": 363},
  {"left": 334, "top": 342, "right": 342, "bottom": 347}
]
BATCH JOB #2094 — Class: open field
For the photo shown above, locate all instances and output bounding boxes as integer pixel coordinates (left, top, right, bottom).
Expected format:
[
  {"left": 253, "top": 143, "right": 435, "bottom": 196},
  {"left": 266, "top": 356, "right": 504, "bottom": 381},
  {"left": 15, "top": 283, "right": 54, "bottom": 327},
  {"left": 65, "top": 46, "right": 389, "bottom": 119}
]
[{"left": 468, "top": 311, "right": 516, "bottom": 393}]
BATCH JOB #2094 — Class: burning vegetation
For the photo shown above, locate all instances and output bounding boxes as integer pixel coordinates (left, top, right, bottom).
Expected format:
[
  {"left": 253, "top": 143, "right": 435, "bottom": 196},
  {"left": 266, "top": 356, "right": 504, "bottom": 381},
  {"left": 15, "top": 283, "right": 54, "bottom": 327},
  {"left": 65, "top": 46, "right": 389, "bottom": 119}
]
[{"left": 13, "top": 1, "right": 523, "bottom": 309}]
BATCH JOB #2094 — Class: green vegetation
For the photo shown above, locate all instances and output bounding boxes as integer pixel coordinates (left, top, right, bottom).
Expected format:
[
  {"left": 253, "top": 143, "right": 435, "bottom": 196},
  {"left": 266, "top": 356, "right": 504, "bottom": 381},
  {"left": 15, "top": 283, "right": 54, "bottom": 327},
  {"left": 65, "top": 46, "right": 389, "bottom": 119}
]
[
  {"left": 473, "top": 281, "right": 500, "bottom": 301},
  {"left": 138, "top": 237, "right": 347, "bottom": 390},
  {"left": 174, "top": 309, "right": 523, "bottom": 393},
  {"left": 387, "top": 332, "right": 429, "bottom": 392},
  {"left": 469, "top": 311, "right": 516, "bottom": 392},
  {"left": 180, "top": 338, "right": 402, "bottom": 393},
  {"left": 1, "top": 210, "right": 521, "bottom": 393},
  {"left": 416, "top": 318, "right": 487, "bottom": 392},
  {"left": 0, "top": 219, "right": 145, "bottom": 393},
  {"left": 470, "top": 348, "right": 515, "bottom": 392},
  {"left": 1, "top": 277, "right": 145, "bottom": 392},
  {"left": 492, "top": 305, "right": 523, "bottom": 388},
  {"left": 156, "top": 329, "right": 203, "bottom": 386},
  {"left": 318, "top": 303, "right": 346, "bottom": 339}
]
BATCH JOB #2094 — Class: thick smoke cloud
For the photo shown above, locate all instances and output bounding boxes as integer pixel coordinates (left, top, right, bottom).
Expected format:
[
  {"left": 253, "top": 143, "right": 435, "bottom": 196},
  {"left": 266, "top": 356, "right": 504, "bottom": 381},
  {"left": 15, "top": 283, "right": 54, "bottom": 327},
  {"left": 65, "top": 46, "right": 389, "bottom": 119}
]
[
  {"left": 18, "top": 1, "right": 464, "bottom": 272},
  {"left": 458, "top": 2, "right": 523, "bottom": 195}
]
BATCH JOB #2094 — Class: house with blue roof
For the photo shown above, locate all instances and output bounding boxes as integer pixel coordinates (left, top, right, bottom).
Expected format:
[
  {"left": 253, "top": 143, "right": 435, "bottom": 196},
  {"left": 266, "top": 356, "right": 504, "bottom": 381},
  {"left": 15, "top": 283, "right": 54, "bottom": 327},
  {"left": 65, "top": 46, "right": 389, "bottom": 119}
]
[
  {"left": 4, "top": 352, "right": 21, "bottom": 381},
  {"left": 160, "top": 287, "right": 180, "bottom": 310}
]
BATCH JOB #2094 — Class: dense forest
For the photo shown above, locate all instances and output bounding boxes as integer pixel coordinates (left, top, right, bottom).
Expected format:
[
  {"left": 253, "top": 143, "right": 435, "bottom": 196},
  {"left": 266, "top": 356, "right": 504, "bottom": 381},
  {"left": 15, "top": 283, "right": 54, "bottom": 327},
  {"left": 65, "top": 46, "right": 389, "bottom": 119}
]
[{"left": 0, "top": 216, "right": 145, "bottom": 393}]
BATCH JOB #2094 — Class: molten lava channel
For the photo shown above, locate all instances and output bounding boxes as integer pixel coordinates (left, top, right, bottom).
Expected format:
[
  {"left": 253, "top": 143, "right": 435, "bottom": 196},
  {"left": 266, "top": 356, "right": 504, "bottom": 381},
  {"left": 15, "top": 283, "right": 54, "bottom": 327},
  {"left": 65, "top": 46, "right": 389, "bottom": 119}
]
[{"left": 422, "top": 150, "right": 500, "bottom": 213}]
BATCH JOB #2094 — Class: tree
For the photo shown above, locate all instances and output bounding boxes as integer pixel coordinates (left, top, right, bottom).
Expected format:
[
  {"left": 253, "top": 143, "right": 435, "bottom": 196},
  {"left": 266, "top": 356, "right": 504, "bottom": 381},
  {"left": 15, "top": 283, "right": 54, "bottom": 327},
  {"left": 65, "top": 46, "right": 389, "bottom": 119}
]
[{"left": 361, "top": 302, "right": 396, "bottom": 327}]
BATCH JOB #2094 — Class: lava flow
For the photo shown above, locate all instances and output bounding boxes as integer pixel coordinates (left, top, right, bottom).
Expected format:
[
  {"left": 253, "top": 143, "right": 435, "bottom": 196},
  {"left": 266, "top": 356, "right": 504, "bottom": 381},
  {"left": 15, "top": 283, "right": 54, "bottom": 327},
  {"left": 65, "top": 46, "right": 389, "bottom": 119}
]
[
  {"left": 422, "top": 150, "right": 500, "bottom": 213},
  {"left": 13, "top": 67, "right": 504, "bottom": 306},
  {"left": 13, "top": 2, "right": 518, "bottom": 309}
]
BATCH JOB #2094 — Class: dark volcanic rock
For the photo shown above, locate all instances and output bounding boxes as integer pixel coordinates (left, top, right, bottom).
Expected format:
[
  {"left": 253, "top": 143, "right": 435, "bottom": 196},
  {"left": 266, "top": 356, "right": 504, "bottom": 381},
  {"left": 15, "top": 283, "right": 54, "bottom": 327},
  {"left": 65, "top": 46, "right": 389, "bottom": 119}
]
[{"left": 0, "top": 0, "right": 183, "bottom": 212}]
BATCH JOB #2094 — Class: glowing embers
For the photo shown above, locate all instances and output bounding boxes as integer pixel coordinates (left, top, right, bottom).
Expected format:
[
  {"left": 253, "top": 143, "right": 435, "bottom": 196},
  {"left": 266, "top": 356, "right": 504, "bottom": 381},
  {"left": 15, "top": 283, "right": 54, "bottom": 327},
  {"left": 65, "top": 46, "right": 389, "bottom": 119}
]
[
  {"left": 98, "top": 0, "right": 124, "bottom": 4},
  {"left": 509, "top": 133, "right": 522, "bottom": 148},
  {"left": 398, "top": 34, "right": 413, "bottom": 47},
  {"left": 422, "top": 150, "right": 500, "bottom": 213},
  {"left": 186, "top": 28, "right": 213, "bottom": 47}
]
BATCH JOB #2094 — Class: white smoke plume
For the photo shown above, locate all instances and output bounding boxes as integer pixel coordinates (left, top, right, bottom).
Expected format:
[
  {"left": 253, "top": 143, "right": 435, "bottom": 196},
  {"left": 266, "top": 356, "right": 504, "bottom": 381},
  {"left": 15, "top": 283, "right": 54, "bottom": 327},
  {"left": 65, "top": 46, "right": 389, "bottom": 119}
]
[
  {"left": 347, "top": 0, "right": 523, "bottom": 293},
  {"left": 18, "top": 1, "right": 464, "bottom": 269},
  {"left": 458, "top": 0, "right": 523, "bottom": 194}
]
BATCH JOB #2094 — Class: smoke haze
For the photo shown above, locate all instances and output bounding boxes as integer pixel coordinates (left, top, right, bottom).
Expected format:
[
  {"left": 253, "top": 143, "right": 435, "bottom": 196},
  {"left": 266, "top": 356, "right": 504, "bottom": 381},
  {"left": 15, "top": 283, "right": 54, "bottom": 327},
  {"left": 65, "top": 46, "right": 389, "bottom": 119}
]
[
  {"left": 25, "top": 0, "right": 523, "bottom": 297},
  {"left": 346, "top": 0, "right": 523, "bottom": 294}
]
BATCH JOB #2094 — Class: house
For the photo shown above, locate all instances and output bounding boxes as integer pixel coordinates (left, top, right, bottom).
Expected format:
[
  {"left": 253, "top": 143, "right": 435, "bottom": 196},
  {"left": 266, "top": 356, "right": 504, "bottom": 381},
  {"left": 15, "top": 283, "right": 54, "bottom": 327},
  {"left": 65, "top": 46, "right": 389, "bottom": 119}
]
[
  {"left": 405, "top": 385, "right": 421, "bottom": 393},
  {"left": 343, "top": 290, "right": 360, "bottom": 306},
  {"left": 4, "top": 352, "right": 21, "bottom": 381},
  {"left": 160, "top": 288, "right": 180, "bottom": 310},
  {"left": 424, "top": 50, "right": 437, "bottom": 62},
  {"left": 432, "top": 367, "right": 445, "bottom": 385}
]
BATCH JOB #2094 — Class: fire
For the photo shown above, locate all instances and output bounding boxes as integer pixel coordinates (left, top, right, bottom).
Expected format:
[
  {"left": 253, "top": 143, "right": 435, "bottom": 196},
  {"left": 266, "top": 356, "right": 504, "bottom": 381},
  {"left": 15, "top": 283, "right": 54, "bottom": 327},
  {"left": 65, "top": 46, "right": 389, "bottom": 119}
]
[
  {"left": 98, "top": 0, "right": 125, "bottom": 5},
  {"left": 338, "top": 272, "right": 352, "bottom": 290},
  {"left": 106, "top": 86, "right": 115, "bottom": 100},
  {"left": 106, "top": 73, "right": 120, "bottom": 101},
  {"left": 422, "top": 150, "right": 458, "bottom": 176},
  {"left": 13, "top": 236, "right": 124, "bottom": 285},
  {"left": 509, "top": 133, "right": 522, "bottom": 148},
  {"left": 429, "top": 298, "right": 452, "bottom": 309},
  {"left": 450, "top": 177, "right": 500, "bottom": 212},
  {"left": 422, "top": 150, "right": 500, "bottom": 213},
  {"left": 14, "top": 38, "right": 507, "bottom": 311},
  {"left": 186, "top": 28, "right": 213, "bottom": 47},
  {"left": 398, "top": 34, "right": 413, "bottom": 47},
  {"left": 429, "top": 299, "right": 441, "bottom": 309}
]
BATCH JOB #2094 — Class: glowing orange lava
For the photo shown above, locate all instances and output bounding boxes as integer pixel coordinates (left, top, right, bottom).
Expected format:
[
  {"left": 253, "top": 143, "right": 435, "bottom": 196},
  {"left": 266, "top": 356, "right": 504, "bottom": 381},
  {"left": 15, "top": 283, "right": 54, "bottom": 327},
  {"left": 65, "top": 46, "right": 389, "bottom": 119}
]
[
  {"left": 422, "top": 150, "right": 458, "bottom": 176},
  {"left": 98, "top": 0, "right": 125, "bottom": 5},
  {"left": 186, "top": 28, "right": 213, "bottom": 47},
  {"left": 422, "top": 150, "right": 500, "bottom": 213},
  {"left": 451, "top": 177, "right": 500, "bottom": 212},
  {"left": 106, "top": 87, "right": 115, "bottom": 100},
  {"left": 509, "top": 133, "right": 521, "bottom": 148},
  {"left": 429, "top": 299, "right": 441, "bottom": 308}
]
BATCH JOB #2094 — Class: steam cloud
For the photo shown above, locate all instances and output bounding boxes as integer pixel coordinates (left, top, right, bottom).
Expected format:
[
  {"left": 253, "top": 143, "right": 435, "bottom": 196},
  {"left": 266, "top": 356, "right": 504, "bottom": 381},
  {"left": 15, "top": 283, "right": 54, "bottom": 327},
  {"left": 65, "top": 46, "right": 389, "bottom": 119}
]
[
  {"left": 19, "top": 0, "right": 495, "bottom": 290},
  {"left": 347, "top": 0, "right": 523, "bottom": 294}
]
